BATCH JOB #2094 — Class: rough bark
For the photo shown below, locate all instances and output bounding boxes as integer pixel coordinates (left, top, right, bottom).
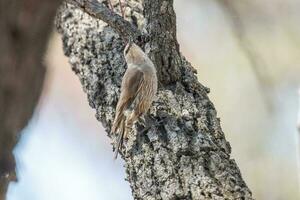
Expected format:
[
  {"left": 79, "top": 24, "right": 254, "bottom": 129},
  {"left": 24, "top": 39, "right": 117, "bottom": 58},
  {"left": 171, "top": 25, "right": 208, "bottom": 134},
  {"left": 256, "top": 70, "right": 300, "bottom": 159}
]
[
  {"left": 56, "top": 0, "right": 253, "bottom": 199},
  {"left": 66, "top": 0, "right": 143, "bottom": 42},
  {"left": 0, "top": 0, "right": 61, "bottom": 199}
]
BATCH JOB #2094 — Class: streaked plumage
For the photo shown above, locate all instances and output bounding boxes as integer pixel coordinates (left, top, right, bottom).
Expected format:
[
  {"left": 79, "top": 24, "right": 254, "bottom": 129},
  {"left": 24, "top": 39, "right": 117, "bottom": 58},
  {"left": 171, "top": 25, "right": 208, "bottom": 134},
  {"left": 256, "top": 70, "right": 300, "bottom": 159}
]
[{"left": 112, "top": 42, "right": 157, "bottom": 159}]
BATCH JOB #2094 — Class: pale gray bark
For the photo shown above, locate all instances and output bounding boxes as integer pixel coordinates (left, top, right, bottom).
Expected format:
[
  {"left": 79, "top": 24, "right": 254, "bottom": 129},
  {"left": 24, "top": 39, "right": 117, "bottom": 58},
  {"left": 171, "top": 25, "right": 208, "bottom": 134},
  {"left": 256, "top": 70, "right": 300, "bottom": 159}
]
[
  {"left": 56, "top": 0, "right": 253, "bottom": 199},
  {"left": 0, "top": 0, "right": 61, "bottom": 199}
]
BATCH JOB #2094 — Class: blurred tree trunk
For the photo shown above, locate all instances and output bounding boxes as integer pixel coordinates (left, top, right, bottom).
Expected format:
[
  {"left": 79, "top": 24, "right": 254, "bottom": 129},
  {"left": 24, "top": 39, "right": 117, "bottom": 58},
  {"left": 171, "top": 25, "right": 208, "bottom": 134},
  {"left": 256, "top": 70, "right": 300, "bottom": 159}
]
[
  {"left": 0, "top": 0, "right": 61, "bottom": 199},
  {"left": 56, "top": 0, "right": 253, "bottom": 199}
]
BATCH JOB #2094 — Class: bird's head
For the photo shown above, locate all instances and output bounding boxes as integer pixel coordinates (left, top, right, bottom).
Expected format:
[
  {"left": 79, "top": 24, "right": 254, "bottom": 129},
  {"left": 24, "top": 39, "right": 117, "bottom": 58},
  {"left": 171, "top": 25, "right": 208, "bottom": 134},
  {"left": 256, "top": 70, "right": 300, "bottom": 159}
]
[{"left": 124, "top": 40, "right": 147, "bottom": 66}]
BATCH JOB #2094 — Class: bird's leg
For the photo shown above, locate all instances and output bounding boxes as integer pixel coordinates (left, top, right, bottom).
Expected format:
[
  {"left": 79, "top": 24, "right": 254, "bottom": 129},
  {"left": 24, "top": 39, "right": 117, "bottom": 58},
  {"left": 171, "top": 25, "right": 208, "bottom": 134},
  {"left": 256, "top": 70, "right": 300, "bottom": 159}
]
[
  {"left": 138, "top": 114, "right": 155, "bottom": 128},
  {"left": 119, "top": 0, "right": 125, "bottom": 18},
  {"left": 138, "top": 115, "right": 165, "bottom": 134}
]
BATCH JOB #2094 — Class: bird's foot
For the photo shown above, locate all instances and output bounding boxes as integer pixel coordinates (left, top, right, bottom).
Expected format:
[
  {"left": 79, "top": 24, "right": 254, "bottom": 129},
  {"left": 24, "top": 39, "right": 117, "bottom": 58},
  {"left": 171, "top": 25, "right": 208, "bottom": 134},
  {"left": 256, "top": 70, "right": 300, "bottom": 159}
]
[{"left": 138, "top": 116, "right": 164, "bottom": 134}]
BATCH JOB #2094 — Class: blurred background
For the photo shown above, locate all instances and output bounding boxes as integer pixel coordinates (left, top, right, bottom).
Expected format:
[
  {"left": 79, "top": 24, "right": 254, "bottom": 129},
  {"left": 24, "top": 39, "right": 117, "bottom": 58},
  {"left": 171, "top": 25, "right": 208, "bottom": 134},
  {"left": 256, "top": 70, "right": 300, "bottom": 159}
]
[{"left": 6, "top": 0, "right": 300, "bottom": 199}]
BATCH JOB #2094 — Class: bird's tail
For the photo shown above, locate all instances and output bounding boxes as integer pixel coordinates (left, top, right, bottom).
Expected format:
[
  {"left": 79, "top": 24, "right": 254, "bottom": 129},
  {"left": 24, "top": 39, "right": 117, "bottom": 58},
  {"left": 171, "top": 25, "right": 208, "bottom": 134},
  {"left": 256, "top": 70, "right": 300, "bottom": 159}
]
[
  {"left": 114, "top": 119, "right": 126, "bottom": 159},
  {"left": 112, "top": 114, "right": 122, "bottom": 134}
]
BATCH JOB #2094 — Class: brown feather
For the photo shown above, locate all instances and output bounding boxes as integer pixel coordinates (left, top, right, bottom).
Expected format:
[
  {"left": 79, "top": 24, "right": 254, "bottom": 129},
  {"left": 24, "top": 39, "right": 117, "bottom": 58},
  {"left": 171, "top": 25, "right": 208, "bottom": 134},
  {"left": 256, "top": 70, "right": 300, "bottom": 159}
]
[
  {"left": 112, "top": 67, "right": 144, "bottom": 132},
  {"left": 112, "top": 43, "right": 157, "bottom": 159},
  {"left": 112, "top": 67, "right": 144, "bottom": 158}
]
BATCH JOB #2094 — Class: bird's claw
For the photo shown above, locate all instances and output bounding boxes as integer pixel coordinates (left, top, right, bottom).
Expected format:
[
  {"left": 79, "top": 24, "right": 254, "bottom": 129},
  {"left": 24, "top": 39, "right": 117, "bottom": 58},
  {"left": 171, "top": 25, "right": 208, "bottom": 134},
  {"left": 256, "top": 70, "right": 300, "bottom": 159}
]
[{"left": 138, "top": 117, "right": 164, "bottom": 134}]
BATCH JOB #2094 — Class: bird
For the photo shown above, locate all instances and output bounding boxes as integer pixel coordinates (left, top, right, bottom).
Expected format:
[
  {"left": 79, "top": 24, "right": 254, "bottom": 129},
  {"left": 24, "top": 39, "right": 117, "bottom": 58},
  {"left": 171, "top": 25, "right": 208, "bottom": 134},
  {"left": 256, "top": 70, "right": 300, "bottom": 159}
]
[{"left": 112, "top": 41, "right": 158, "bottom": 159}]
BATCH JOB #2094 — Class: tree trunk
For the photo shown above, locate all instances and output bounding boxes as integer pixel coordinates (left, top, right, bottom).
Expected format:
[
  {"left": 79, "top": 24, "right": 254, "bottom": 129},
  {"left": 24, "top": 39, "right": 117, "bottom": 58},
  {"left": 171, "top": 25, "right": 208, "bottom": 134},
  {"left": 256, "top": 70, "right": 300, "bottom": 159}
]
[
  {"left": 0, "top": 0, "right": 61, "bottom": 199},
  {"left": 56, "top": 0, "right": 253, "bottom": 199}
]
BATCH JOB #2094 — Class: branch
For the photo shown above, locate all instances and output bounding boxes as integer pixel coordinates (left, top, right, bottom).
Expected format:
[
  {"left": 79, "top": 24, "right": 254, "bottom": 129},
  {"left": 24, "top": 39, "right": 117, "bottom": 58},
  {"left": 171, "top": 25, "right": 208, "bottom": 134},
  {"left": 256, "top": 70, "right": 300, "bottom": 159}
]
[
  {"left": 66, "top": 0, "right": 143, "bottom": 42},
  {"left": 56, "top": 0, "right": 253, "bottom": 199}
]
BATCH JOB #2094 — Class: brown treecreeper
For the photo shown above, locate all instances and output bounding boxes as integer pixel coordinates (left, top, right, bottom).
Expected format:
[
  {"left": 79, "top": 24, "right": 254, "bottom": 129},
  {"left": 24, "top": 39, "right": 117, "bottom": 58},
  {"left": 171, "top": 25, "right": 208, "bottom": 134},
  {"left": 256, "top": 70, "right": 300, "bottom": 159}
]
[{"left": 112, "top": 41, "right": 158, "bottom": 159}]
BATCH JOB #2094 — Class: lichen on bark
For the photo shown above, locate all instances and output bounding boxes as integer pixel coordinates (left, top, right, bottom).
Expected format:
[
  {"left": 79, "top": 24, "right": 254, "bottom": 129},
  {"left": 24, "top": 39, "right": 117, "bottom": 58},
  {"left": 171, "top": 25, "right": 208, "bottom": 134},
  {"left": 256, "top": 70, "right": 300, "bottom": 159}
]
[{"left": 56, "top": 0, "right": 253, "bottom": 199}]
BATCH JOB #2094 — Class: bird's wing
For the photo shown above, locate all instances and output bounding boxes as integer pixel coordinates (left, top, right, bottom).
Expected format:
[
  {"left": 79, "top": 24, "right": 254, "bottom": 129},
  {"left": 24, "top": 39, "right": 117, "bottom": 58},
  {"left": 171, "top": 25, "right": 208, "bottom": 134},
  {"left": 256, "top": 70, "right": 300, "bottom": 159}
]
[
  {"left": 112, "top": 66, "right": 144, "bottom": 132},
  {"left": 121, "top": 66, "right": 144, "bottom": 104}
]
